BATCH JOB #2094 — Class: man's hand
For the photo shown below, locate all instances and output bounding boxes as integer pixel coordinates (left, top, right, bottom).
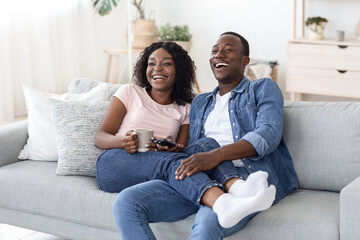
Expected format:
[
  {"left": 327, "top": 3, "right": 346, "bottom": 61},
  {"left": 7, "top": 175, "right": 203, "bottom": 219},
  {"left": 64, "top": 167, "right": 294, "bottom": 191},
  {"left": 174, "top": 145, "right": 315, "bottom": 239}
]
[{"left": 175, "top": 151, "right": 221, "bottom": 180}]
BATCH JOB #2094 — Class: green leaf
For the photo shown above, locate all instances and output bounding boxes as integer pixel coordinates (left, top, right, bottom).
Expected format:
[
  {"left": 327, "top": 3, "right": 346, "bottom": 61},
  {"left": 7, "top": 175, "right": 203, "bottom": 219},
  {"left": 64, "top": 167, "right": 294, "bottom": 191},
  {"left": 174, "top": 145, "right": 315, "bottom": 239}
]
[{"left": 93, "top": 0, "right": 119, "bottom": 16}]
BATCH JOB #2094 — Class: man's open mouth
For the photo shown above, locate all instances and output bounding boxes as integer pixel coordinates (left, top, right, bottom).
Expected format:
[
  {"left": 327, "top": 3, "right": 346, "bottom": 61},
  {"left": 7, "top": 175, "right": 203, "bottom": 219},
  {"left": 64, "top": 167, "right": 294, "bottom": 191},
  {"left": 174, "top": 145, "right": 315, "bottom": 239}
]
[{"left": 215, "top": 63, "right": 229, "bottom": 69}]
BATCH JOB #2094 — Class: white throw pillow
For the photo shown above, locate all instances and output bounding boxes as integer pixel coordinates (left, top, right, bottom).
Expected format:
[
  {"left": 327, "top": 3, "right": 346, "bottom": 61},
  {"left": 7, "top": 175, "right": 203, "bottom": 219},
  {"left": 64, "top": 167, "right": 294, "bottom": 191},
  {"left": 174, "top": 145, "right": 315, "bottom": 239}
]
[
  {"left": 50, "top": 99, "right": 109, "bottom": 176},
  {"left": 18, "top": 84, "right": 108, "bottom": 161}
]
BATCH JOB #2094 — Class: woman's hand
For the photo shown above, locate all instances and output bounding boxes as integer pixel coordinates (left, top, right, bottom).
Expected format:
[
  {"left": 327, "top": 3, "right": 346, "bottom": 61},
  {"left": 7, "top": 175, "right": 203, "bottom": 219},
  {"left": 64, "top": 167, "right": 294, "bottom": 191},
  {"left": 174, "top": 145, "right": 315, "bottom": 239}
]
[
  {"left": 122, "top": 130, "right": 138, "bottom": 153},
  {"left": 156, "top": 136, "right": 185, "bottom": 152},
  {"left": 175, "top": 151, "right": 221, "bottom": 180},
  {"left": 123, "top": 130, "right": 158, "bottom": 153}
]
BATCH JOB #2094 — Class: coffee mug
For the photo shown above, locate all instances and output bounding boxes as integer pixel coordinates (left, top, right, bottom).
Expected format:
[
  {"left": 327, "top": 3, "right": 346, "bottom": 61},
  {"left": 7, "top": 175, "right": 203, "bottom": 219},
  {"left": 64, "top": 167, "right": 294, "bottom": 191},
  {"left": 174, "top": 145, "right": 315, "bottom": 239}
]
[{"left": 135, "top": 129, "right": 154, "bottom": 152}]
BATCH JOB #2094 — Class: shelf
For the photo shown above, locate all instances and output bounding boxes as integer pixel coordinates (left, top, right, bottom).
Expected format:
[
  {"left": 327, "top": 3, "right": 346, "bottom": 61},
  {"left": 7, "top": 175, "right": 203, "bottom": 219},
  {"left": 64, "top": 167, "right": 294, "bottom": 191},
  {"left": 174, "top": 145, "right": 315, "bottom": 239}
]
[{"left": 290, "top": 38, "right": 360, "bottom": 46}]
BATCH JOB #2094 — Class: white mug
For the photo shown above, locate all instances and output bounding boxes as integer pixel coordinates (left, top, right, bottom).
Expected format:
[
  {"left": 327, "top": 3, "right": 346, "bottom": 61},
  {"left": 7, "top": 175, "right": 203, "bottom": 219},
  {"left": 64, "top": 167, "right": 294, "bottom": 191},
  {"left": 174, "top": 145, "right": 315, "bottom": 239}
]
[
  {"left": 335, "top": 30, "right": 345, "bottom": 41},
  {"left": 135, "top": 129, "right": 154, "bottom": 152}
]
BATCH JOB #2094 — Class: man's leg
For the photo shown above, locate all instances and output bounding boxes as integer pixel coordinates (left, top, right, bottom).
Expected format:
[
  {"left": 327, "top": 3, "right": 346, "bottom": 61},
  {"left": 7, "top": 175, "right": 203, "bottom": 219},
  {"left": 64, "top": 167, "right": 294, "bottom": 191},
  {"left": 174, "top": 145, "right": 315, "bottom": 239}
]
[
  {"left": 190, "top": 205, "right": 257, "bottom": 240},
  {"left": 112, "top": 179, "right": 198, "bottom": 240}
]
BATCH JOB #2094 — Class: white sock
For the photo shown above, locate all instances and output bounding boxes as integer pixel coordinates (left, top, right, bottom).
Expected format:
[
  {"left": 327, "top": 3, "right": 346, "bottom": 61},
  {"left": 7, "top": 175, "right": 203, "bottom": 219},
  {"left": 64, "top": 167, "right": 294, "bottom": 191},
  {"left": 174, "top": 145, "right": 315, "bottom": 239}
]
[
  {"left": 228, "top": 171, "right": 269, "bottom": 198},
  {"left": 213, "top": 185, "right": 276, "bottom": 229}
]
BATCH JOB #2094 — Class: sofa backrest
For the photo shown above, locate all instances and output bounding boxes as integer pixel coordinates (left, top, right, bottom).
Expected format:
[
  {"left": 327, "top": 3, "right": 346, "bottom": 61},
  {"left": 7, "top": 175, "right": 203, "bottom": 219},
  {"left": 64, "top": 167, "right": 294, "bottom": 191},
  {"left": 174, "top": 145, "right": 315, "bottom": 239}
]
[
  {"left": 283, "top": 101, "right": 360, "bottom": 192},
  {"left": 69, "top": 79, "right": 360, "bottom": 192}
]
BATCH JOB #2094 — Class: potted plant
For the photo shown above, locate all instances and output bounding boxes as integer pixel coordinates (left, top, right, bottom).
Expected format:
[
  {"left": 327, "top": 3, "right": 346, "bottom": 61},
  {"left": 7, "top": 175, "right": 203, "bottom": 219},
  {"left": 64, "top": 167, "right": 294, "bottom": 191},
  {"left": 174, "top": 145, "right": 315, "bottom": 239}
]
[
  {"left": 305, "top": 16, "right": 328, "bottom": 40},
  {"left": 93, "top": 0, "right": 156, "bottom": 49},
  {"left": 157, "top": 23, "right": 192, "bottom": 52}
]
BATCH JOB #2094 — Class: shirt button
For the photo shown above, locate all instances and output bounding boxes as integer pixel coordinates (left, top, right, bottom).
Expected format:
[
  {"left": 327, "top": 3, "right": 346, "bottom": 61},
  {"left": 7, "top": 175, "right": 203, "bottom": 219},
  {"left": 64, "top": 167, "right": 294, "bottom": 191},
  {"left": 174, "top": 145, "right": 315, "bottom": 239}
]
[
  {"left": 204, "top": 116, "right": 207, "bottom": 118},
  {"left": 201, "top": 131, "right": 203, "bottom": 134},
  {"left": 235, "top": 136, "right": 238, "bottom": 138},
  {"left": 230, "top": 110, "right": 233, "bottom": 113},
  {"left": 248, "top": 165, "right": 252, "bottom": 169},
  {"left": 232, "top": 123, "right": 235, "bottom": 126}
]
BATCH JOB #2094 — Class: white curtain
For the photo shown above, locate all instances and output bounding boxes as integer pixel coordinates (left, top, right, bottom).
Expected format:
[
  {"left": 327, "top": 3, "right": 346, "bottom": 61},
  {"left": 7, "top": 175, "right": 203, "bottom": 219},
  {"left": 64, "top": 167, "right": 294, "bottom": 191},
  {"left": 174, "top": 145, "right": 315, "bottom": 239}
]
[{"left": 0, "top": 0, "right": 127, "bottom": 125}]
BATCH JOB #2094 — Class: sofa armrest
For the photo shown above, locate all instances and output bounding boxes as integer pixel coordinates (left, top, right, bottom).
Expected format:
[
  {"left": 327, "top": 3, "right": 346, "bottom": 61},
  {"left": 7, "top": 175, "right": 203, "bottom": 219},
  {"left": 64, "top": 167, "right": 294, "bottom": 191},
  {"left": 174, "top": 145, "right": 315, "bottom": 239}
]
[
  {"left": 0, "top": 120, "right": 28, "bottom": 167},
  {"left": 340, "top": 176, "right": 360, "bottom": 240}
]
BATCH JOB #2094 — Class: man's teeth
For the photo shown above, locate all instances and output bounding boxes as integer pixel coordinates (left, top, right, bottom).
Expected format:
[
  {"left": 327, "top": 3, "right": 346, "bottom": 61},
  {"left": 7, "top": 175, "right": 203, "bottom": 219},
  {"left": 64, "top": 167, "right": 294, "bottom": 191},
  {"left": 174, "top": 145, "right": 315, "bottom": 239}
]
[
  {"left": 153, "top": 76, "right": 165, "bottom": 80},
  {"left": 215, "top": 63, "right": 229, "bottom": 68}
]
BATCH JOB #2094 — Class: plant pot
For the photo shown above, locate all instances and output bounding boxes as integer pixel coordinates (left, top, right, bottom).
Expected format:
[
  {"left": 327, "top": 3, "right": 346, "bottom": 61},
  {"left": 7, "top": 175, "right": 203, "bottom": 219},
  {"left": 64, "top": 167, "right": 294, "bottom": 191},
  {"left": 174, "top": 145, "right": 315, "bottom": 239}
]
[
  {"left": 355, "top": 21, "right": 360, "bottom": 41},
  {"left": 132, "top": 19, "right": 157, "bottom": 49},
  {"left": 308, "top": 22, "right": 326, "bottom": 40},
  {"left": 174, "top": 41, "right": 192, "bottom": 52}
]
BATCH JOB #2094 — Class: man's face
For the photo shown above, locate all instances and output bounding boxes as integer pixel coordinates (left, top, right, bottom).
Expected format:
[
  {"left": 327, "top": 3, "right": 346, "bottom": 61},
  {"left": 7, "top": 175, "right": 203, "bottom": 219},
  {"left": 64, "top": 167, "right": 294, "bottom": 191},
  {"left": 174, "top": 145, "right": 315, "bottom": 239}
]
[{"left": 209, "top": 34, "right": 249, "bottom": 83}]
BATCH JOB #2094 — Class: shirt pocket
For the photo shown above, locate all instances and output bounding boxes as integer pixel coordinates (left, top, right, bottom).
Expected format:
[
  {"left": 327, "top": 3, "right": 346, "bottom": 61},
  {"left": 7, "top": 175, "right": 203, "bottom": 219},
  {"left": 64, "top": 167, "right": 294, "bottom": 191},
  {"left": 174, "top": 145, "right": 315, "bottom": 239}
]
[{"left": 235, "top": 103, "right": 257, "bottom": 132}]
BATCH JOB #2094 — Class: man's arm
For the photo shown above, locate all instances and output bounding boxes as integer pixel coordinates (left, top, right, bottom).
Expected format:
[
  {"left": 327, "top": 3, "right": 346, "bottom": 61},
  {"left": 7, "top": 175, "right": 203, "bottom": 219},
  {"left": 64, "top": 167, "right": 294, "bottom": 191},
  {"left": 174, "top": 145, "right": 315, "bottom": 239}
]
[
  {"left": 176, "top": 79, "right": 284, "bottom": 179},
  {"left": 175, "top": 139, "right": 257, "bottom": 180}
]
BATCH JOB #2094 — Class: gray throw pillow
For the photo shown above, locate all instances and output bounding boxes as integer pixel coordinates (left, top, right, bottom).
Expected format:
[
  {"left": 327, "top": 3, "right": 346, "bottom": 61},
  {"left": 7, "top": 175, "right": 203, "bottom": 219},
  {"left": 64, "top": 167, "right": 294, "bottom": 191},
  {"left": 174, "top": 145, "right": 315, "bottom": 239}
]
[{"left": 50, "top": 99, "right": 109, "bottom": 176}]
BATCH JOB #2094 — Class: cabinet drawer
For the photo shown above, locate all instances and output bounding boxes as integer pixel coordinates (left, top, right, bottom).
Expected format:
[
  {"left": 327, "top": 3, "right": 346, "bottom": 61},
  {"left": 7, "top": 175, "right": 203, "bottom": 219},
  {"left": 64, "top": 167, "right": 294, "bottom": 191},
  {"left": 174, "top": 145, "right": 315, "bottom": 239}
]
[
  {"left": 288, "top": 43, "right": 360, "bottom": 71},
  {"left": 286, "top": 67, "right": 360, "bottom": 98}
]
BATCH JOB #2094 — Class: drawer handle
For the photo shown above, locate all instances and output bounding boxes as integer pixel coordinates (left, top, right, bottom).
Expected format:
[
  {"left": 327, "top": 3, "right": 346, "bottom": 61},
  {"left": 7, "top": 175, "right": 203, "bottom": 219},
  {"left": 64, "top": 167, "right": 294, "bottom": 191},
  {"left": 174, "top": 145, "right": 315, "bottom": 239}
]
[
  {"left": 338, "top": 45, "right": 348, "bottom": 49},
  {"left": 337, "top": 70, "right": 347, "bottom": 74}
]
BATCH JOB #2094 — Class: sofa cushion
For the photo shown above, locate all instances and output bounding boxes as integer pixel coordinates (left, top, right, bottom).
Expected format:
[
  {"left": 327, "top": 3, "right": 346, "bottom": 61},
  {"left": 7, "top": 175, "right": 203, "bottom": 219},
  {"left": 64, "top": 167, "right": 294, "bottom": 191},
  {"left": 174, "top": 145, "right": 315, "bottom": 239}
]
[
  {"left": 232, "top": 189, "right": 339, "bottom": 240},
  {"left": 283, "top": 101, "right": 360, "bottom": 192},
  {"left": 0, "top": 161, "right": 340, "bottom": 240},
  {"left": 50, "top": 99, "right": 109, "bottom": 176},
  {"left": 150, "top": 190, "right": 339, "bottom": 240},
  {"left": 0, "top": 161, "right": 118, "bottom": 231}
]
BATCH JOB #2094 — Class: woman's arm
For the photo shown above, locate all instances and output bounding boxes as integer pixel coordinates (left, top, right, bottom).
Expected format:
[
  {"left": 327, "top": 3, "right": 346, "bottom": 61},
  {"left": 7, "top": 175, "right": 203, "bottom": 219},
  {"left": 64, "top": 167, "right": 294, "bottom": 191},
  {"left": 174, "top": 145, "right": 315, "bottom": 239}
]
[
  {"left": 176, "top": 124, "right": 189, "bottom": 146},
  {"left": 95, "top": 97, "right": 128, "bottom": 150}
]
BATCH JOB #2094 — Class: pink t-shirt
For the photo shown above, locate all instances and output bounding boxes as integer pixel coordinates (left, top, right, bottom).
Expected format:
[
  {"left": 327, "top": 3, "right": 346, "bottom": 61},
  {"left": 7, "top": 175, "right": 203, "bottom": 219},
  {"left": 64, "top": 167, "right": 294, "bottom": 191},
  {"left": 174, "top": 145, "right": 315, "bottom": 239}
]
[{"left": 114, "top": 84, "right": 190, "bottom": 140}]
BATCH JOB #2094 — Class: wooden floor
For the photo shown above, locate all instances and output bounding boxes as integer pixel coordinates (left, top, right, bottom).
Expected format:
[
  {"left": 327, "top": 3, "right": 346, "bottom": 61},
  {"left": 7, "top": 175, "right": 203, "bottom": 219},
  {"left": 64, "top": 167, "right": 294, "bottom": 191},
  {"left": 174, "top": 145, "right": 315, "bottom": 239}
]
[{"left": 0, "top": 224, "right": 68, "bottom": 240}]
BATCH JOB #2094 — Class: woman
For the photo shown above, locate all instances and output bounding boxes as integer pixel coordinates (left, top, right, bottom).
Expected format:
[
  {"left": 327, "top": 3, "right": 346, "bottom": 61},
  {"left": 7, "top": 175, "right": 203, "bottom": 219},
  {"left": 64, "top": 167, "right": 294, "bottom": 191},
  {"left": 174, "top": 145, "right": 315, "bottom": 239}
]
[{"left": 95, "top": 41, "right": 274, "bottom": 229}]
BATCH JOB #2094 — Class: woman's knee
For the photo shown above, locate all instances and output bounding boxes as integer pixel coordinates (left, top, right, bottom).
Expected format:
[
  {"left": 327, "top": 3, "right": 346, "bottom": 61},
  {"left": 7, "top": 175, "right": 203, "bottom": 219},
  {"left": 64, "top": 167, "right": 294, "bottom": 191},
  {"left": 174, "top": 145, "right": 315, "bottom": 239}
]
[{"left": 185, "top": 137, "right": 220, "bottom": 154}]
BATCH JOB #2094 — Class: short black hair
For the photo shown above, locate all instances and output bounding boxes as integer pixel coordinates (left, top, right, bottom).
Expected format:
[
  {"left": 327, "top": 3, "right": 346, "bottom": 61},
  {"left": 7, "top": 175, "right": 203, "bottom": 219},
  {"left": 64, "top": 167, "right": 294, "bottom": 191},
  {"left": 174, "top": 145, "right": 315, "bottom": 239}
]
[
  {"left": 133, "top": 41, "right": 196, "bottom": 105},
  {"left": 220, "top": 31, "right": 250, "bottom": 57}
]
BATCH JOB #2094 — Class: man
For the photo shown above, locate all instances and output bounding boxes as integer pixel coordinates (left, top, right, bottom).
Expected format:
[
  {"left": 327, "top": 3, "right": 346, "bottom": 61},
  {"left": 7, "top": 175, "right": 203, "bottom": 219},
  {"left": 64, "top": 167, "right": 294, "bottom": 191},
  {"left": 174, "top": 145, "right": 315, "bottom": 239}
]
[{"left": 112, "top": 32, "right": 298, "bottom": 240}]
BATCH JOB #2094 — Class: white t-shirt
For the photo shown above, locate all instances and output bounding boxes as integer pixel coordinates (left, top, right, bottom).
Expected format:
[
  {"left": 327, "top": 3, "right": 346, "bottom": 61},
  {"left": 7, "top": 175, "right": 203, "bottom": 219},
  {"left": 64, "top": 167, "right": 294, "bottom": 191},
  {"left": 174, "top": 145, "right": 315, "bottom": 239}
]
[{"left": 204, "top": 92, "right": 244, "bottom": 167}]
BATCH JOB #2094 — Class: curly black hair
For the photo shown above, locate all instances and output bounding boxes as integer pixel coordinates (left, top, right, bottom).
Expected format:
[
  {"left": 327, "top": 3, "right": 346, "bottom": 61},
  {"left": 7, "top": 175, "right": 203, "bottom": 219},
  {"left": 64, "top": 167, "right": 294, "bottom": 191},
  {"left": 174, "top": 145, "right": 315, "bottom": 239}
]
[{"left": 133, "top": 41, "right": 196, "bottom": 106}]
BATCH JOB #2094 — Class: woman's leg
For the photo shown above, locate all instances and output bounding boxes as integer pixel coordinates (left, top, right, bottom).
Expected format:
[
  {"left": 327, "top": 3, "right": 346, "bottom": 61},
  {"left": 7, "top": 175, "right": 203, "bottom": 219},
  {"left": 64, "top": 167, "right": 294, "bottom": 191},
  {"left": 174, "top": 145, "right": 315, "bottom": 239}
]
[
  {"left": 96, "top": 148, "right": 186, "bottom": 192},
  {"left": 185, "top": 137, "right": 270, "bottom": 198},
  {"left": 96, "top": 147, "right": 225, "bottom": 200}
]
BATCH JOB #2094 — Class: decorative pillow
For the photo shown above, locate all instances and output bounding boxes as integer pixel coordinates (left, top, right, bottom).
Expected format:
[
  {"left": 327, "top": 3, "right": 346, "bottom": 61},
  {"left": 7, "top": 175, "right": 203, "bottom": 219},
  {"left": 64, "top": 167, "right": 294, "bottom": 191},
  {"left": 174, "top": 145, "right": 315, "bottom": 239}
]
[
  {"left": 50, "top": 99, "right": 109, "bottom": 176},
  {"left": 19, "top": 84, "right": 108, "bottom": 161},
  {"left": 68, "top": 78, "right": 122, "bottom": 100}
]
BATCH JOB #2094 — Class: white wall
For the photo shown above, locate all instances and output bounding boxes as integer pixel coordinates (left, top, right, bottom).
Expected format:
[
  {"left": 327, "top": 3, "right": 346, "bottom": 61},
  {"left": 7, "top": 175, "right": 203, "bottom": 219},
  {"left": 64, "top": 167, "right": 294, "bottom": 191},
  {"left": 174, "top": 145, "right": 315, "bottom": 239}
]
[{"left": 133, "top": 0, "right": 360, "bottom": 94}]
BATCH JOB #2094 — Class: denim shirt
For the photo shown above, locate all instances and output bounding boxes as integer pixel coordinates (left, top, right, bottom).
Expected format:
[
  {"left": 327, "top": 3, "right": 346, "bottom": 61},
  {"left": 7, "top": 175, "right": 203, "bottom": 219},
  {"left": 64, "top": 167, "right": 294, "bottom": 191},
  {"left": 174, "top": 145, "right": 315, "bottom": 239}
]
[{"left": 189, "top": 77, "right": 298, "bottom": 202}]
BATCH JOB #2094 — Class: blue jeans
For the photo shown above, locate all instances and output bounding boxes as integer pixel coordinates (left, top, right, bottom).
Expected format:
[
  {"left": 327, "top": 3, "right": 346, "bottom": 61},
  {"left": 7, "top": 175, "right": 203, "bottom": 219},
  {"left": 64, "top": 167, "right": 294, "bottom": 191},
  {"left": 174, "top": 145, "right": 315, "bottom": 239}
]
[
  {"left": 112, "top": 179, "right": 256, "bottom": 240},
  {"left": 96, "top": 137, "right": 239, "bottom": 205}
]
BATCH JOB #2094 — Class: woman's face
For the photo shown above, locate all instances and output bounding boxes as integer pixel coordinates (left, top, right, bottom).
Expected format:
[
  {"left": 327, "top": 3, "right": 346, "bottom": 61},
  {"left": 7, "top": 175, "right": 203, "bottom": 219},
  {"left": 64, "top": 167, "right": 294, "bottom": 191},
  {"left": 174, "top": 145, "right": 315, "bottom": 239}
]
[{"left": 146, "top": 48, "right": 176, "bottom": 93}]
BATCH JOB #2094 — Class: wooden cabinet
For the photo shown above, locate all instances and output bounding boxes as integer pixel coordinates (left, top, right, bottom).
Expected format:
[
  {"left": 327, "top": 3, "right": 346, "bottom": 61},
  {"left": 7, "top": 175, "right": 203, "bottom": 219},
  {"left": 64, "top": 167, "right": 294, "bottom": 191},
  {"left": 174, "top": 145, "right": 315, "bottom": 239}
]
[{"left": 286, "top": 38, "right": 360, "bottom": 100}]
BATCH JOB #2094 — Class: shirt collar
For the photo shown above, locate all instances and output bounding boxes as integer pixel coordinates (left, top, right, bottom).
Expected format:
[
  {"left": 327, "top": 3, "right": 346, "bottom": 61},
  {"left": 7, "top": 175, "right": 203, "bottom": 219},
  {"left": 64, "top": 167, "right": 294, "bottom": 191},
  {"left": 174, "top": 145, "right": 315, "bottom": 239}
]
[{"left": 206, "top": 76, "right": 250, "bottom": 100}]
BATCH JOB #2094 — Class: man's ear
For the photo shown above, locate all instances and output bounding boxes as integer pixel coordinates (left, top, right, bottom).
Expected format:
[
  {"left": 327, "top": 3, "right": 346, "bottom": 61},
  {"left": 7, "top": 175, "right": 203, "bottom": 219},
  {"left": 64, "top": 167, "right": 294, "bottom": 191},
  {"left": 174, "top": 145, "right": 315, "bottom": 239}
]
[{"left": 243, "top": 56, "right": 250, "bottom": 66}]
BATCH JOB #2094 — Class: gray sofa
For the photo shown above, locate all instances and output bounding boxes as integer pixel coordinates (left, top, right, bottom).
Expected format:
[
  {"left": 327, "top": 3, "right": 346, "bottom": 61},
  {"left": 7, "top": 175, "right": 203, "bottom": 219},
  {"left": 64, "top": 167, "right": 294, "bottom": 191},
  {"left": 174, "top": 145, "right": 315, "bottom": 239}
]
[{"left": 1, "top": 78, "right": 360, "bottom": 240}]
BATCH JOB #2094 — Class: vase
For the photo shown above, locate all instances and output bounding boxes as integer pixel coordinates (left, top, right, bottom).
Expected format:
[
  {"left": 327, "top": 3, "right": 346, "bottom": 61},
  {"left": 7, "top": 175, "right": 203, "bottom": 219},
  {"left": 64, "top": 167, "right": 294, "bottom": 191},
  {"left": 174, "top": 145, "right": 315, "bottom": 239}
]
[
  {"left": 132, "top": 19, "right": 157, "bottom": 49},
  {"left": 308, "top": 22, "right": 326, "bottom": 40},
  {"left": 174, "top": 41, "right": 192, "bottom": 52},
  {"left": 355, "top": 21, "right": 360, "bottom": 41}
]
